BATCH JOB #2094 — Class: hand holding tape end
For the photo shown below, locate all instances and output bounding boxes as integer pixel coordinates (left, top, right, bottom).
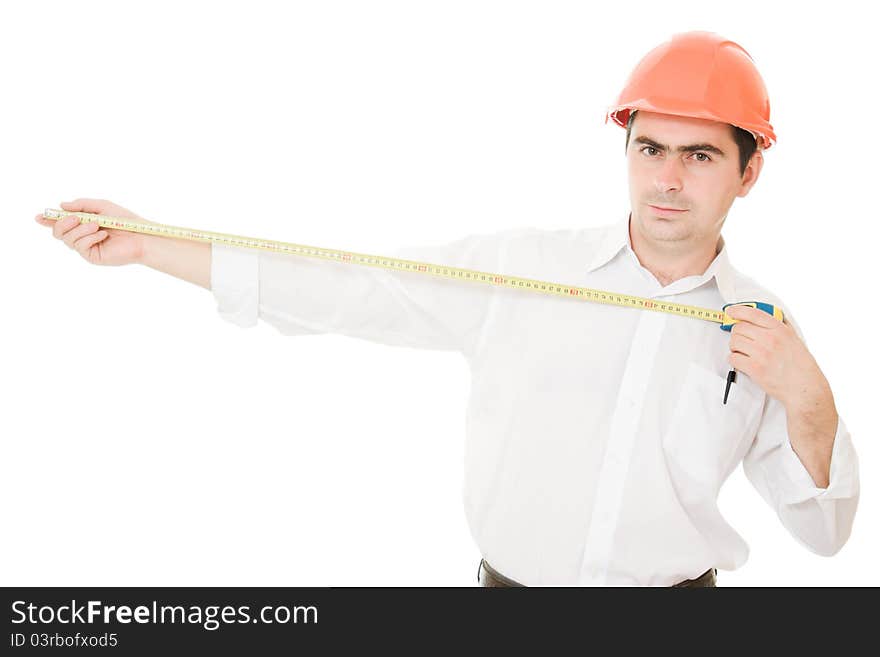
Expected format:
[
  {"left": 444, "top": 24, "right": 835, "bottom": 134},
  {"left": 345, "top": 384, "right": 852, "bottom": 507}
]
[{"left": 719, "top": 302, "right": 784, "bottom": 405}]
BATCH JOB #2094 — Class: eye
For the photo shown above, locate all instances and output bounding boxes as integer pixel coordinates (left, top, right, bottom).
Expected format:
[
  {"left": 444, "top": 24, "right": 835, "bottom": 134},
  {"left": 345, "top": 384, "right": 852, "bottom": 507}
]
[
  {"left": 693, "top": 152, "right": 712, "bottom": 162},
  {"left": 639, "top": 146, "right": 659, "bottom": 156}
]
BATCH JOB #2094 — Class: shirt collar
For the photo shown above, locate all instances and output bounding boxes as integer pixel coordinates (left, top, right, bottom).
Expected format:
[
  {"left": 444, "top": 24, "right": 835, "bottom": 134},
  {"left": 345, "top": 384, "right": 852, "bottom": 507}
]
[{"left": 586, "top": 213, "right": 738, "bottom": 304}]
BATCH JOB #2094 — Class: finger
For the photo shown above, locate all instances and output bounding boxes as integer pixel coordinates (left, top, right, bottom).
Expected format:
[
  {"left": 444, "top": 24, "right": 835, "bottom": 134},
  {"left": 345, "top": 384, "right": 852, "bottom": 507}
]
[
  {"left": 63, "top": 221, "right": 101, "bottom": 249},
  {"left": 63, "top": 221, "right": 99, "bottom": 247},
  {"left": 60, "top": 198, "right": 105, "bottom": 212},
  {"left": 53, "top": 214, "right": 84, "bottom": 239},
  {"left": 729, "top": 334, "right": 755, "bottom": 356},
  {"left": 728, "top": 351, "right": 751, "bottom": 373},
  {"left": 60, "top": 197, "right": 126, "bottom": 216},
  {"left": 727, "top": 304, "right": 780, "bottom": 329},
  {"left": 730, "top": 321, "right": 761, "bottom": 340},
  {"left": 74, "top": 230, "right": 108, "bottom": 256}
]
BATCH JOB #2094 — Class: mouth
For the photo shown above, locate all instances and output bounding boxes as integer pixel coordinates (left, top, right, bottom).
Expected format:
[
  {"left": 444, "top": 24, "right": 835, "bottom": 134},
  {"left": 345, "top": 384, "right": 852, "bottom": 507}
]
[{"left": 648, "top": 204, "right": 688, "bottom": 215}]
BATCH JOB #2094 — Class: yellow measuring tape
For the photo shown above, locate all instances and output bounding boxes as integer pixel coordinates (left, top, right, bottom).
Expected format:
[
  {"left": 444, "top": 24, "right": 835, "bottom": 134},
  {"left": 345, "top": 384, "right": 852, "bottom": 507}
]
[{"left": 42, "top": 208, "right": 736, "bottom": 326}]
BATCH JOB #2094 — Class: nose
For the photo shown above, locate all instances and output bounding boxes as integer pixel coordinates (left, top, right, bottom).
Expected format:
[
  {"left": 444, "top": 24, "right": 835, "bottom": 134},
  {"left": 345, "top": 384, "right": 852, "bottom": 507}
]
[{"left": 654, "top": 156, "right": 684, "bottom": 195}]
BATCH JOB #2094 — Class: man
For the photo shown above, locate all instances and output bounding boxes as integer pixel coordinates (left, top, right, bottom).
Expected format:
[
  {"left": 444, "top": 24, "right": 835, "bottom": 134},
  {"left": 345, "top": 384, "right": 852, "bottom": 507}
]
[{"left": 35, "top": 31, "right": 859, "bottom": 587}]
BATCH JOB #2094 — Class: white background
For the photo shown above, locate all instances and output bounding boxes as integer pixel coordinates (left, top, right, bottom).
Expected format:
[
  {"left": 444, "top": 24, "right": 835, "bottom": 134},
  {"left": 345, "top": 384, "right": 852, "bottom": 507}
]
[{"left": 2, "top": 0, "right": 875, "bottom": 586}]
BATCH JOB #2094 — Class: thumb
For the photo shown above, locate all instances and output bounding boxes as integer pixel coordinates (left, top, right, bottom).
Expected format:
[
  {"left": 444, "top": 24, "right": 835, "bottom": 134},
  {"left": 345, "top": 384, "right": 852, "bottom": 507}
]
[{"left": 59, "top": 198, "right": 115, "bottom": 215}]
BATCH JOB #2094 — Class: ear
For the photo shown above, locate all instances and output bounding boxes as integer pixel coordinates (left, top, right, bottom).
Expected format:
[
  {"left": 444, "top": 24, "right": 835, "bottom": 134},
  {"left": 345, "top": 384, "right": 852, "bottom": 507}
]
[{"left": 736, "top": 149, "right": 764, "bottom": 198}]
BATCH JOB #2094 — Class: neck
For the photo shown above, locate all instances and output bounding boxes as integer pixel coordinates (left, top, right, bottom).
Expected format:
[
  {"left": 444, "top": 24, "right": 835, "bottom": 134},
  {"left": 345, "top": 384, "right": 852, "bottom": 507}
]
[{"left": 629, "top": 214, "right": 720, "bottom": 287}]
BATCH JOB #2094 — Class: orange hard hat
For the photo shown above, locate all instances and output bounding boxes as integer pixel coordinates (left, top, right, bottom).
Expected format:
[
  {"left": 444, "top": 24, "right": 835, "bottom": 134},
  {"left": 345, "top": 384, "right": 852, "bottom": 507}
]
[{"left": 606, "top": 31, "right": 776, "bottom": 150}]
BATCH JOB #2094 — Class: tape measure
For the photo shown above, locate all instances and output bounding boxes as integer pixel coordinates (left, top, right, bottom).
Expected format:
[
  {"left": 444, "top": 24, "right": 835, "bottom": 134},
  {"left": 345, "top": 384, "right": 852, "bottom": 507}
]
[{"left": 42, "top": 208, "right": 778, "bottom": 329}]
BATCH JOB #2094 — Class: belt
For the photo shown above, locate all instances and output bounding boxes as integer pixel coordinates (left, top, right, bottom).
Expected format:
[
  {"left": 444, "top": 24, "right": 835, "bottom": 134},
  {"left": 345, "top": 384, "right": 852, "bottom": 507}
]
[{"left": 478, "top": 559, "right": 717, "bottom": 587}]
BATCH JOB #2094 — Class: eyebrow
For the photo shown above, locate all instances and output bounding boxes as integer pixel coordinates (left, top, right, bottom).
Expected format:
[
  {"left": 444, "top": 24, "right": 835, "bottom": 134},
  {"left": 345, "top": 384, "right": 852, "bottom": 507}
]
[{"left": 632, "top": 135, "right": 727, "bottom": 158}]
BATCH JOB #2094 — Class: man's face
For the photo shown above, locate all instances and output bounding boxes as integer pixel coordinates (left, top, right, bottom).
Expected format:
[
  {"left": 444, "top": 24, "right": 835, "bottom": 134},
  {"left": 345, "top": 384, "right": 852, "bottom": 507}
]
[{"left": 626, "top": 110, "right": 761, "bottom": 253}]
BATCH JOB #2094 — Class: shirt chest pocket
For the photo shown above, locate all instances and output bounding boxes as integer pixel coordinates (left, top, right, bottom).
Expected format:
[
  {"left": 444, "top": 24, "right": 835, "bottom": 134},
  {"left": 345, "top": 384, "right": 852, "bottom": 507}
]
[{"left": 661, "top": 361, "right": 763, "bottom": 502}]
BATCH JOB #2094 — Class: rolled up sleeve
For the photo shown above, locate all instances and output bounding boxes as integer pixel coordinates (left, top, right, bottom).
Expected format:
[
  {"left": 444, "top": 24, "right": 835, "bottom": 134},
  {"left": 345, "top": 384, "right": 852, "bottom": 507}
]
[
  {"left": 740, "top": 306, "right": 860, "bottom": 557},
  {"left": 743, "top": 396, "right": 860, "bottom": 556},
  {"left": 210, "top": 230, "right": 513, "bottom": 354}
]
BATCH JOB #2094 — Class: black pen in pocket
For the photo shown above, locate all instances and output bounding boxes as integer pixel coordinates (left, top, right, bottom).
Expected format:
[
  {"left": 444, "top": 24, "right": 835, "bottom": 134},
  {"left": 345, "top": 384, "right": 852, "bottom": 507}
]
[{"left": 723, "top": 368, "right": 736, "bottom": 404}]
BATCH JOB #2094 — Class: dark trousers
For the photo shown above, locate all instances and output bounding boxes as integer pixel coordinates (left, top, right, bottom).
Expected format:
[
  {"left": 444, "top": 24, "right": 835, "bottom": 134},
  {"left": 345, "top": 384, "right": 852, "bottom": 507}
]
[{"left": 478, "top": 558, "right": 717, "bottom": 587}]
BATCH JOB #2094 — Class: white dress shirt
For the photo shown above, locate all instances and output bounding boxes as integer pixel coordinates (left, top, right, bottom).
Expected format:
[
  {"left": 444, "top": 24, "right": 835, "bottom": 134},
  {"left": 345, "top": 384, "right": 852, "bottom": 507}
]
[{"left": 210, "top": 212, "right": 860, "bottom": 586}]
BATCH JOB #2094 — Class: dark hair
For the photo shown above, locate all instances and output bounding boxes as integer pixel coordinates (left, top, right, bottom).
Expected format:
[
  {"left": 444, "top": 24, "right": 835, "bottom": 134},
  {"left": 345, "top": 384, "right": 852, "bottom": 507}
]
[{"left": 624, "top": 110, "right": 757, "bottom": 178}]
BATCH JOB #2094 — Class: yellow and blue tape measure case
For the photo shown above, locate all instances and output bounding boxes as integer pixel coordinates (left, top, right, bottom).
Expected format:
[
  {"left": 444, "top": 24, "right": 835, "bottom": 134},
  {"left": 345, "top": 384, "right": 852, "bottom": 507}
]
[{"left": 720, "top": 301, "right": 784, "bottom": 330}]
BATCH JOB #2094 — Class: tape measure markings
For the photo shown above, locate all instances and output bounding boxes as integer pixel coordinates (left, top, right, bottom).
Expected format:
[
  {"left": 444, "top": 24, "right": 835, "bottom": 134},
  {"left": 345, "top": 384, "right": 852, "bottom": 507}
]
[{"left": 42, "top": 208, "right": 733, "bottom": 325}]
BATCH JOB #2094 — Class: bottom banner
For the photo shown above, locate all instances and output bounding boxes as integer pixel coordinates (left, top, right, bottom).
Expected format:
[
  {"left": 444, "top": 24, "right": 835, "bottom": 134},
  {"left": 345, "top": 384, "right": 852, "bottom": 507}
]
[{"left": 0, "top": 586, "right": 855, "bottom": 652}]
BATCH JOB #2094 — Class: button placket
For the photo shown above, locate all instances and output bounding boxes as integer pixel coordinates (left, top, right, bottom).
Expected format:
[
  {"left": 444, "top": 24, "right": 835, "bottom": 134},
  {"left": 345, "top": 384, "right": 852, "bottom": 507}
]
[{"left": 578, "top": 309, "right": 668, "bottom": 585}]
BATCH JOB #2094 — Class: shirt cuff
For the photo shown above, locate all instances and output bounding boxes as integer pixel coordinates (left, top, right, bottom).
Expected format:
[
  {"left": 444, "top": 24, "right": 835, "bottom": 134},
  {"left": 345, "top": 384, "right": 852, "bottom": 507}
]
[
  {"left": 778, "top": 414, "right": 859, "bottom": 505},
  {"left": 211, "top": 243, "right": 259, "bottom": 327}
]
